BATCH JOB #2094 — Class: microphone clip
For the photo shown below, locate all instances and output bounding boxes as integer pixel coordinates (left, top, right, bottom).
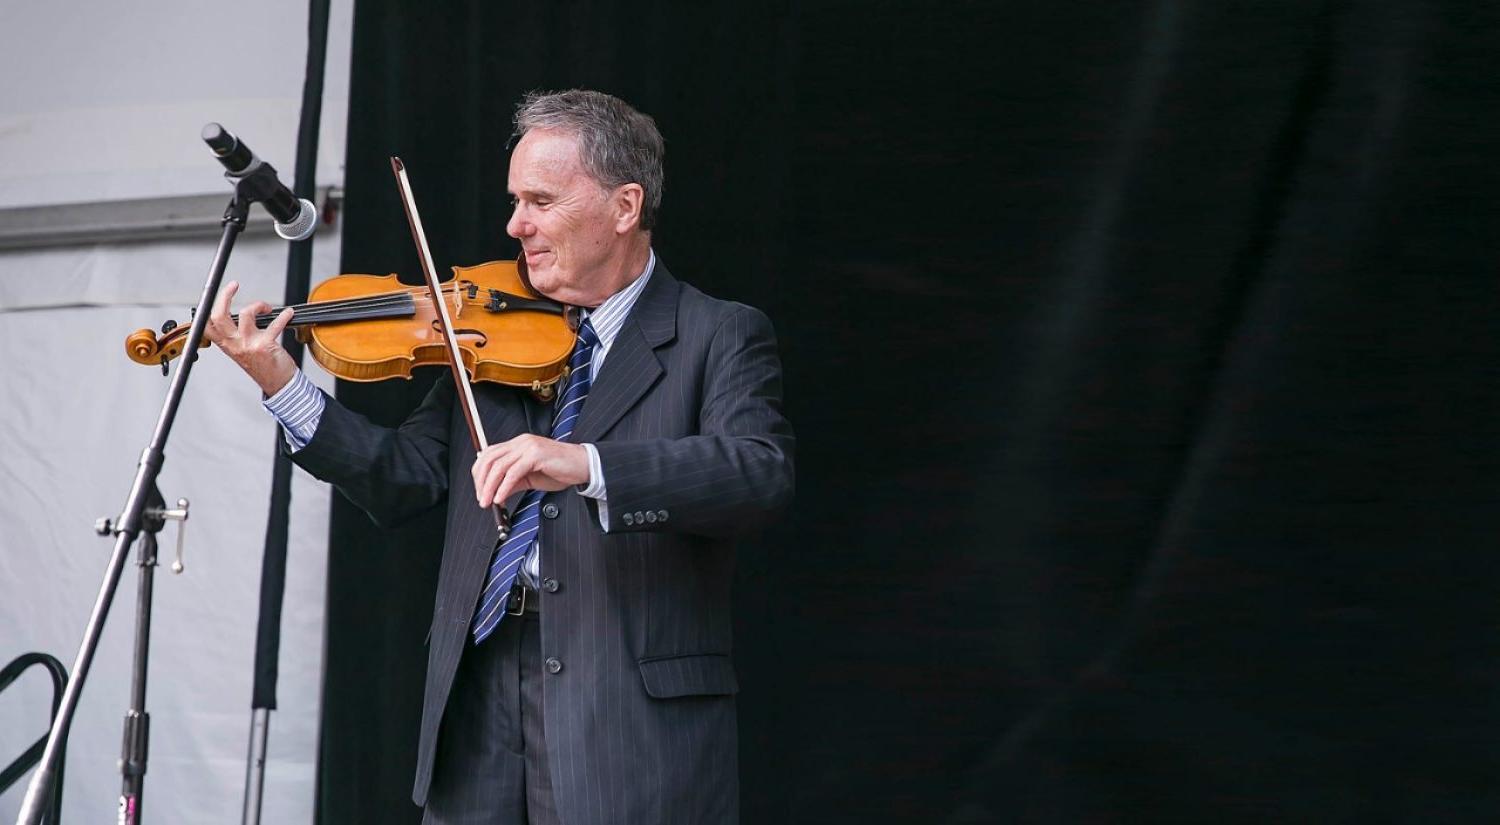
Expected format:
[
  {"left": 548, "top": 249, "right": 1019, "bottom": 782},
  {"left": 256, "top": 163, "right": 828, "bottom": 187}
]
[{"left": 228, "top": 164, "right": 317, "bottom": 241}]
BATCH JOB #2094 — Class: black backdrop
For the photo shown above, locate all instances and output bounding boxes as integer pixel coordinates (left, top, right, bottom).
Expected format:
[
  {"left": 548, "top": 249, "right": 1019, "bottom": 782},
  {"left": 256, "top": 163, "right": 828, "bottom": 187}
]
[{"left": 317, "top": 1, "right": 1500, "bottom": 822}]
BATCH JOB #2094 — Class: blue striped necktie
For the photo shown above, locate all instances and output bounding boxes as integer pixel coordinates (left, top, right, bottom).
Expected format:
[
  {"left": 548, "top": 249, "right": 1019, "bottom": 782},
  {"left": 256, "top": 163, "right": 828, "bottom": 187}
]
[{"left": 471, "top": 318, "right": 600, "bottom": 643}]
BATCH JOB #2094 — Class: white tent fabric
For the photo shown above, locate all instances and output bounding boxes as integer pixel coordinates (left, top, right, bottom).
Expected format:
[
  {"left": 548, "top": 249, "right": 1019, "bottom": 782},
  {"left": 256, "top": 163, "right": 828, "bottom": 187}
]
[
  {"left": 0, "top": 232, "right": 340, "bottom": 825},
  {"left": 0, "top": 1, "right": 351, "bottom": 209},
  {"left": 0, "top": 0, "right": 353, "bottom": 822},
  {"left": 0, "top": 234, "right": 340, "bottom": 824}
]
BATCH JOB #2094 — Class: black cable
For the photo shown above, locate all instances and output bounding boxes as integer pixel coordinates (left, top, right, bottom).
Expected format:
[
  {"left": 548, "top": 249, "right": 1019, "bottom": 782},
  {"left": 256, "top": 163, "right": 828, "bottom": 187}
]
[{"left": 252, "top": 0, "right": 331, "bottom": 713}]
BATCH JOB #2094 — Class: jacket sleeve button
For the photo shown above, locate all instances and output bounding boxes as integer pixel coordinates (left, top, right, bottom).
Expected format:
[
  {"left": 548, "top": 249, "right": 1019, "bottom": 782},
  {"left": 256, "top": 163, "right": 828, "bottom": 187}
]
[
  {"left": 658, "top": 509, "right": 669, "bottom": 522},
  {"left": 645, "top": 510, "right": 658, "bottom": 523},
  {"left": 622, "top": 512, "right": 635, "bottom": 526}
]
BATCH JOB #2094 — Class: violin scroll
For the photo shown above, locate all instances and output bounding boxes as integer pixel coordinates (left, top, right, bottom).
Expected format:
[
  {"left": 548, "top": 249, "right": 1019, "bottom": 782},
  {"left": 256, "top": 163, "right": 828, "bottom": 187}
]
[
  {"left": 125, "top": 324, "right": 195, "bottom": 371},
  {"left": 125, "top": 328, "right": 163, "bottom": 365}
]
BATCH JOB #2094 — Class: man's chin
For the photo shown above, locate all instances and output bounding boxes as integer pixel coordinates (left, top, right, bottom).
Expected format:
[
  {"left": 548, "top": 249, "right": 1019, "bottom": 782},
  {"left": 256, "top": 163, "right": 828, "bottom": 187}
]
[{"left": 525, "top": 267, "right": 559, "bottom": 295}]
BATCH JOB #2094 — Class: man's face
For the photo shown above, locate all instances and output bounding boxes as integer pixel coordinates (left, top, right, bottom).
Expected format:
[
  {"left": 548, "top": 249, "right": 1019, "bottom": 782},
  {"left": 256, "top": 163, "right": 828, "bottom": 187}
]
[{"left": 506, "top": 129, "right": 621, "bottom": 306}]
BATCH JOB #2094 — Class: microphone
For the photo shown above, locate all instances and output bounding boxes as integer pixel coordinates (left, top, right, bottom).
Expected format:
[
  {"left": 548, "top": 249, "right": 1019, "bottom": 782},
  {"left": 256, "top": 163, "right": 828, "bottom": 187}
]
[{"left": 201, "top": 123, "right": 318, "bottom": 241}]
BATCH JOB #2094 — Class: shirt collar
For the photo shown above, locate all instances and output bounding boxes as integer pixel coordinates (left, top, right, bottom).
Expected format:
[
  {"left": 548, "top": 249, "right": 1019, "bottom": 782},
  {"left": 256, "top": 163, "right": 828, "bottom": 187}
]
[{"left": 582, "top": 248, "right": 655, "bottom": 350}]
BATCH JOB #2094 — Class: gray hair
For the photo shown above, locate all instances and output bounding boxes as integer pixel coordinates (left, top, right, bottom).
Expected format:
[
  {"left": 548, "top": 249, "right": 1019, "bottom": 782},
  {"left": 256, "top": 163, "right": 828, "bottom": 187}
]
[{"left": 513, "top": 89, "right": 665, "bottom": 231}]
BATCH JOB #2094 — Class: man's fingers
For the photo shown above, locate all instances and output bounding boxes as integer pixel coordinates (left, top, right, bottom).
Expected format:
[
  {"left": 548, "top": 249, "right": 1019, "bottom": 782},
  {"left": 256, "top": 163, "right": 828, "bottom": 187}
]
[
  {"left": 212, "top": 280, "right": 239, "bottom": 324},
  {"left": 493, "top": 461, "right": 531, "bottom": 508},
  {"left": 470, "top": 436, "right": 529, "bottom": 490},
  {"left": 472, "top": 436, "right": 557, "bottom": 506},
  {"left": 477, "top": 449, "right": 516, "bottom": 506},
  {"left": 265, "top": 307, "right": 295, "bottom": 340},
  {"left": 238, "top": 300, "right": 272, "bottom": 339},
  {"left": 205, "top": 281, "right": 239, "bottom": 343},
  {"left": 472, "top": 444, "right": 506, "bottom": 493}
]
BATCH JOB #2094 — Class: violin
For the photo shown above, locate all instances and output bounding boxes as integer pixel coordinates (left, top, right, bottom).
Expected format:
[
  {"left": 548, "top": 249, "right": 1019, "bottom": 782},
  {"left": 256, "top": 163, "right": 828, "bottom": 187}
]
[{"left": 125, "top": 258, "right": 578, "bottom": 399}]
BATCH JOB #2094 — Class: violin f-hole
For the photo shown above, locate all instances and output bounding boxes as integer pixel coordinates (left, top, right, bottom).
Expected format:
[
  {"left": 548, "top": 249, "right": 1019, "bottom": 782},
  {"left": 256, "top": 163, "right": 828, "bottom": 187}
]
[{"left": 430, "top": 320, "right": 489, "bottom": 347}]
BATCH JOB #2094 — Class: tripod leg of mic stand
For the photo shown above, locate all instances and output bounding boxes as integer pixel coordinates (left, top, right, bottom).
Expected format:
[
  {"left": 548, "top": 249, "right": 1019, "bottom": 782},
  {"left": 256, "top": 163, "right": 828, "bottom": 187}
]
[{"left": 240, "top": 709, "right": 270, "bottom": 825}]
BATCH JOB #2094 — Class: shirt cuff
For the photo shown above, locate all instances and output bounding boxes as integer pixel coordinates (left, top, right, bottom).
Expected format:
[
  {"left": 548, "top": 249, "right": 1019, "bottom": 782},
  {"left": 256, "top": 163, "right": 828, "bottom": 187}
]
[
  {"left": 263, "top": 369, "right": 325, "bottom": 452},
  {"left": 579, "top": 442, "right": 610, "bottom": 530}
]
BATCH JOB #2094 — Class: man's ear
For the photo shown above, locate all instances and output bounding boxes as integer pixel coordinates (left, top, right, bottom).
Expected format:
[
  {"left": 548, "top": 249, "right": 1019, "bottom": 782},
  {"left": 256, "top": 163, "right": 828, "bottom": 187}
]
[{"left": 614, "top": 183, "right": 645, "bottom": 234}]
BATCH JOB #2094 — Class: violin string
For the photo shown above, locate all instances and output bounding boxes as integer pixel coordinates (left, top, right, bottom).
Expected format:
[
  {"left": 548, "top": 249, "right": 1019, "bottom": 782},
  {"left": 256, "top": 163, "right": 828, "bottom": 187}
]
[
  {"left": 165, "top": 285, "right": 475, "bottom": 342},
  {"left": 214, "top": 281, "right": 539, "bottom": 331},
  {"left": 289, "top": 284, "right": 471, "bottom": 317},
  {"left": 277, "top": 289, "right": 419, "bottom": 319},
  {"left": 232, "top": 286, "right": 463, "bottom": 327},
  {"left": 275, "top": 294, "right": 417, "bottom": 324}
]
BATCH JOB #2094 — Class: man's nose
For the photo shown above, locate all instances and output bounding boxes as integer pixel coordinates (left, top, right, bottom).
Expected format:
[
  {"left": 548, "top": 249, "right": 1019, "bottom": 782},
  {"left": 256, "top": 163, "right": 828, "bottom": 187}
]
[{"left": 506, "top": 208, "right": 529, "bottom": 239}]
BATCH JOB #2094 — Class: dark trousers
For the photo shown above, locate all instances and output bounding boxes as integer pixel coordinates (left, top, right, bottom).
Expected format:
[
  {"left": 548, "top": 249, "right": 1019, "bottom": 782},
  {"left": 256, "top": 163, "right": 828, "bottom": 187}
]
[{"left": 421, "top": 611, "right": 559, "bottom": 825}]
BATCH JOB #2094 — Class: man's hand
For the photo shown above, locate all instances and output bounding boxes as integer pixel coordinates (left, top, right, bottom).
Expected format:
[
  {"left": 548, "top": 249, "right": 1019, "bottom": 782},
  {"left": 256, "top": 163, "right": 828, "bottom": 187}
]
[
  {"left": 205, "top": 280, "right": 298, "bottom": 396},
  {"left": 473, "top": 434, "right": 591, "bottom": 507}
]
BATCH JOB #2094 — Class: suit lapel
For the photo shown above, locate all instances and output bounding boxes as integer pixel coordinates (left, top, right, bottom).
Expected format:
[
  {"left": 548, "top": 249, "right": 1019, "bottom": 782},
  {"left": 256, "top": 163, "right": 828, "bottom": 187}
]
[
  {"left": 474, "top": 382, "right": 539, "bottom": 440},
  {"left": 572, "top": 263, "right": 680, "bottom": 444},
  {"left": 494, "top": 387, "right": 544, "bottom": 513},
  {"left": 521, "top": 387, "right": 551, "bottom": 439}
]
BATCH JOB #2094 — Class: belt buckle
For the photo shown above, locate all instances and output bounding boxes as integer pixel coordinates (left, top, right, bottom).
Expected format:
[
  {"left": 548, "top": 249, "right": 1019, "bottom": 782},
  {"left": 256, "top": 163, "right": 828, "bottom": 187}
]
[{"left": 505, "top": 584, "right": 527, "bottom": 616}]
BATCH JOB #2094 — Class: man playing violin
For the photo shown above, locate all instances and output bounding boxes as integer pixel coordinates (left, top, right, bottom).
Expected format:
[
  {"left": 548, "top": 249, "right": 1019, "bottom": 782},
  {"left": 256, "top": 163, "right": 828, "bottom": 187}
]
[{"left": 205, "top": 89, "right": 794, "bottom": 824}]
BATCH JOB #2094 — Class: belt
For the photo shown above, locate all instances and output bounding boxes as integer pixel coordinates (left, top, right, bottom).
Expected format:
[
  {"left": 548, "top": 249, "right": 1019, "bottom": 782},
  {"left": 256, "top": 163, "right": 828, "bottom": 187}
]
[{"left": 505, "top": 581, "right": 540, "bottom": 615}]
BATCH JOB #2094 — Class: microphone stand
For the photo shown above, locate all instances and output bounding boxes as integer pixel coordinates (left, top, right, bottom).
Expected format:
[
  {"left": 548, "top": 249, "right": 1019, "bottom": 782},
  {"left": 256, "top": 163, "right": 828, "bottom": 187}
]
[
  {"left": 16, "top": 169, "right": 280, "bottom": 825},
  {"left": 110, "top": 487, "right": 188, "bottom": 825}
]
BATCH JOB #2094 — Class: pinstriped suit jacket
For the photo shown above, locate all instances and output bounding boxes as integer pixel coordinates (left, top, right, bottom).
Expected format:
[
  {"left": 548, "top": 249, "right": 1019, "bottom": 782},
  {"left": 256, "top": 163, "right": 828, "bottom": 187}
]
[{"left": 287, "top": 262, "right": 794, "bottom": 824}]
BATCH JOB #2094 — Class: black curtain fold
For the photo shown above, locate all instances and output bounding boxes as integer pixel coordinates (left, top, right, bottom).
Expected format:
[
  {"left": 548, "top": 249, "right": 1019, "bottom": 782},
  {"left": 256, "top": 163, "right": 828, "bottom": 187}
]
[{"left": 320, "top": 2, "right": 1500, "bottom": 822}]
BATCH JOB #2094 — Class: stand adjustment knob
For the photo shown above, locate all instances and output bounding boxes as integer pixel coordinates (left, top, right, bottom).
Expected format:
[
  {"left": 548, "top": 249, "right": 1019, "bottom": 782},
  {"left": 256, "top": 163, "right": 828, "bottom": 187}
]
[{"left": 149, "top": 498, "right": 191, "bottom": 574}]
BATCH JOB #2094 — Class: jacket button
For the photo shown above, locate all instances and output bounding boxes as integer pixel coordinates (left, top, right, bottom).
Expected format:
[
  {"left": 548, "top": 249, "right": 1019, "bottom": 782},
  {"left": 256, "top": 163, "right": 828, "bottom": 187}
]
[
  {"left": 622, "top": 512, "right": 635, "bottom": 526},
  {"left": 658, "top": 509, "right": 669, "bottom": 522},
  {"left": 633, "top": 511, "right": 646, "bottom": 524},
  {"left": 541, "top": 503, "right": 559, "bottom": 519},
  {"left": 645, "top": 510, "right": 658, "bottom": 523},
  {"left": 545, "top": 657, "right": 563, "bottom": 674},
  {"left": 542, "top": 577, "right": 560, "bottom": 593}
]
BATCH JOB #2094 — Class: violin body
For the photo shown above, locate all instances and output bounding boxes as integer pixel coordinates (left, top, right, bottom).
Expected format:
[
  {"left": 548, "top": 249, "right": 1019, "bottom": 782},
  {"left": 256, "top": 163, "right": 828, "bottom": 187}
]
[
  {"left": 128, "top": 259, "right": 576, "bottom": 398},
  {"left": 306, "top": 260, "right": 573, "bottom": 393}
]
